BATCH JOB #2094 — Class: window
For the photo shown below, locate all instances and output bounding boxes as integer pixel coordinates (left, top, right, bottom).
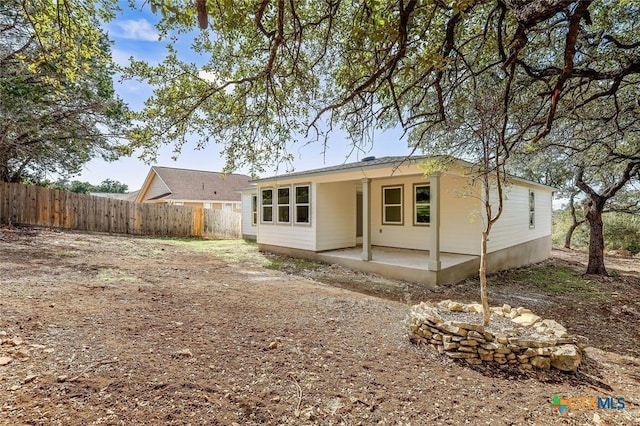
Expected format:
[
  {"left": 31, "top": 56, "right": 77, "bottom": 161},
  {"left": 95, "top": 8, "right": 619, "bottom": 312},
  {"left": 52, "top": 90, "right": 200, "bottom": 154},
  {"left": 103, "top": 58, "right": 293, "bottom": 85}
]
[
  {"left": 294, "top": 185, "right": 310, "bottom": 224},
  {"left": 414, "top": 184, "right": 430, "bottom": 225},
  {"left": 251, "top": 195, "right": 257, "bottom": 225},
  {"left": 529, "top": 190, "right": 535, "bottom": 228},
  {"left": 174, "top": 201, "right": 184, "bottom": 206},
  {"left": 203, "top": 202, "right": 212, "bottom": 209},
  {"left": 261, "top": 189, "right": 273, "bottom": 223},
  {"left": 382, "top": 185, "right": 403, "bottom": 224},
  {"left": 223, "top": 203, "right": 233, "bottom": 212},
  {"left": 277, "top": 187, "right": 290, "bottom": 223}
]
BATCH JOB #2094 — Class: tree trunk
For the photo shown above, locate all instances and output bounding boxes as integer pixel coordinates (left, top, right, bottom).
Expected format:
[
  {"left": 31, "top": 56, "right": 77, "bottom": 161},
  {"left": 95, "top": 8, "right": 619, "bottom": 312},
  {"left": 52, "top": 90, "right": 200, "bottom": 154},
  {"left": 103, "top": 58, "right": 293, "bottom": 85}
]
[
  {"left": 479, "top": 231, "right": 491, "bottom": 326},
  {"left": 564, "top": 193, "right": 584, "bottom": 249},
  {"left": 584, "top": 199, "right": 607, "bottom": 275},
  {"left": 564, "top": 221, "right": 583, "bottom": 249}
]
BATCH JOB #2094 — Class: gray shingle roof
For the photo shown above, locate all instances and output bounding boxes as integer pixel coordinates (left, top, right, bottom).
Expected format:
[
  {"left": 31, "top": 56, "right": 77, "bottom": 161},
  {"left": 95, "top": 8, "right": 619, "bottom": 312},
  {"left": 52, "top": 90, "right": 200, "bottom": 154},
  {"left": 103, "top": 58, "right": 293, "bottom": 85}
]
[
  {"left": 255, "top": 155, "right": 429, "bottom": 183},
  {"left": 151, "top": 166, "right": 251, "bottom": 201}
]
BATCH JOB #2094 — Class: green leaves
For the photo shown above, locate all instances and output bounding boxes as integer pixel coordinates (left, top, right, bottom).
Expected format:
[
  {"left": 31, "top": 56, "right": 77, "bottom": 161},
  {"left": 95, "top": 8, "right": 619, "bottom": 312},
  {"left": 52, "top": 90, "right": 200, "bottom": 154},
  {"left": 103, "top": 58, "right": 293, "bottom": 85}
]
[
  {"left": 118, "top": 0, "right": 640, "bottom": 178},
  {"left": 0, "top": 0, "right": 130, "bottom": 183}
]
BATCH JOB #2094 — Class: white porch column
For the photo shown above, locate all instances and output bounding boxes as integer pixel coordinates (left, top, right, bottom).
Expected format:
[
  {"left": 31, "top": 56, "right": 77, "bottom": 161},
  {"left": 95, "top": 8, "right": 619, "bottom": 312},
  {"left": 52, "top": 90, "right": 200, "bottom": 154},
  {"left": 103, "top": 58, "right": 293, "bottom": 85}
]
[
  {"left": 361, "top": 178, "right": 372, "bottom": 261},
  {"left": 428, "top": 173, "right": 441, "bottom": 271}
]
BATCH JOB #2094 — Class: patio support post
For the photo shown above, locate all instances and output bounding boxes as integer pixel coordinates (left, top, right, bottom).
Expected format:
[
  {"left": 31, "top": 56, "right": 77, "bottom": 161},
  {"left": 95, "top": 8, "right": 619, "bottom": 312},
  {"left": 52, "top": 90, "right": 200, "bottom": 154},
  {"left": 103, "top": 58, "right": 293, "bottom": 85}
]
[
  {"left": 361, "top": 178, "right": 372, "bottom": 261},
  {"left": 428, "top": 173, "right": 441, "bottom": 271}
]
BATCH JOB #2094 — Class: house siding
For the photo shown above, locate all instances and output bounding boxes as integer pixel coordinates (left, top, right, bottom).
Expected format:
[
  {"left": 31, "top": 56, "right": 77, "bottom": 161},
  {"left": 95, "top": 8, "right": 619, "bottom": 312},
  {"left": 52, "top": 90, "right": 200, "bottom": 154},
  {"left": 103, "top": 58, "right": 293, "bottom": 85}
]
[
  {"left": 370, "top": 175, "right": 431, "bottom": 250},
  {"left": 240, "top": 192, "right": 257, "bottom": 238},
  {"left": 256, "top": 183, "right": 316, "bottom": 251},
  {"left": 316, "top": 181, "right": 357, "bottom": 251},
  {"left": 143, "top": 174, "right": 170, "bottom": 201},
  {"left": 487, "top": 184, "right": 553, "bottom": 253},
  {"left": 439, "top": 173, "right": 482, "bottom": 255}
]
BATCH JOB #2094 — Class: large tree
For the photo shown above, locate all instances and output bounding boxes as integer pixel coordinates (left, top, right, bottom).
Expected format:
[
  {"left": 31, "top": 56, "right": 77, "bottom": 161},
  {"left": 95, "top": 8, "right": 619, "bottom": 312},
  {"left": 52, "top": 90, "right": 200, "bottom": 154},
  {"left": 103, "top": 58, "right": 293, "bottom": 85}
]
[
  {"left": 0, "top": 0, "right": 129, "bottom": 183},
  {"left": 127, "top": 0, "right": 640, "bottom": 275},
  {"left": 48, "top": 178, "right": 129, "bottom": 194}
]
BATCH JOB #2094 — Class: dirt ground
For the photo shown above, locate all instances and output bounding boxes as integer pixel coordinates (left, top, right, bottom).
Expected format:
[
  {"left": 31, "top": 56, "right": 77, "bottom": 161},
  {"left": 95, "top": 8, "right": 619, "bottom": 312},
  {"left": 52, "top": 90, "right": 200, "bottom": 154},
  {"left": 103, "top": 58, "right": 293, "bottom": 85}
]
[
  {"left": 0, "top": 227, "right": 638, "bottom": 425},
  {"left": 300, "top": 247, "right": 640, "bottom": 359}
]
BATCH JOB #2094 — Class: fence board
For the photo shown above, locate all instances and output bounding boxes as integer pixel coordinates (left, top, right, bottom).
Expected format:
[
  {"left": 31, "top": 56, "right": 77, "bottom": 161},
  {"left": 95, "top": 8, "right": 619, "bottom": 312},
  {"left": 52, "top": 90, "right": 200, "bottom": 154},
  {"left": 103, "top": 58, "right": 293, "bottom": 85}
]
[{"left": 0, "top": 182, "right": 241, "bottom": 239}]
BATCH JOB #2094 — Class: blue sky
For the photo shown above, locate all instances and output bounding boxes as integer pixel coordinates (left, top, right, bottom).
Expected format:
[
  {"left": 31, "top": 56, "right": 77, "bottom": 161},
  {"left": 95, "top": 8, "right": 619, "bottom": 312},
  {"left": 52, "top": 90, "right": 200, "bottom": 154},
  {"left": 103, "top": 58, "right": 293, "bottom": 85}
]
[{"left": 75, "top": 1, "right": 412, "bottom": 191}]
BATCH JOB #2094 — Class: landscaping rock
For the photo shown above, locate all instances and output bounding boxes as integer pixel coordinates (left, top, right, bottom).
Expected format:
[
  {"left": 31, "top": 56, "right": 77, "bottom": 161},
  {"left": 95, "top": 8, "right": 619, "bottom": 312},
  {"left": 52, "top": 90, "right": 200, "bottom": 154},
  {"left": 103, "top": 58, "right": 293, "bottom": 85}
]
[
  {"left": 550, "top": 344, "right": 582, "bottom": 372},
  {"left": 407, "top": 301, "right": 582, "bottom": 373},
  {"left": 531, "top": 356, "right": 551, "bottom": 370},
  {"left": 511, "top": 313, "right": 541, "bottom": 327}
]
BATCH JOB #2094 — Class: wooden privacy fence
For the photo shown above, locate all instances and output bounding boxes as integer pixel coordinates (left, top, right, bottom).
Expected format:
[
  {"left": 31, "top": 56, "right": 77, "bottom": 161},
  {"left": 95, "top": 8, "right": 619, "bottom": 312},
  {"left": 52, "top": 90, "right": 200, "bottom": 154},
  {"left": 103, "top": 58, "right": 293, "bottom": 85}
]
[{"left": 0, "top": 182, "right": 241, "bottom": 239}]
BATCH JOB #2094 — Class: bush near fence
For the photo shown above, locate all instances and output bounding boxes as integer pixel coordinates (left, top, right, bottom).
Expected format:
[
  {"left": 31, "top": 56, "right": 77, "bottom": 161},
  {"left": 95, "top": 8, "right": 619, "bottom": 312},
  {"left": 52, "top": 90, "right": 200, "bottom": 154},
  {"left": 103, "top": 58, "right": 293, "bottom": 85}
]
[{"left": 0, "top": 182, "right": 241, "bottom": 239}]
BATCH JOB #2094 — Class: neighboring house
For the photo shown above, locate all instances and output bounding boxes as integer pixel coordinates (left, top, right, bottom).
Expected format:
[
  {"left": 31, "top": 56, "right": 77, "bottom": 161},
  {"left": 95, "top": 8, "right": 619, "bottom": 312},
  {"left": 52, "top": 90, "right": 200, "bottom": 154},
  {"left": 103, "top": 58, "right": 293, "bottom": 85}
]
[
  {"left": 246, "top": 156, "right": 555, "bottom": 285},
  {"left": 136, "top": 166, "right": 251, "bottom": 212}
]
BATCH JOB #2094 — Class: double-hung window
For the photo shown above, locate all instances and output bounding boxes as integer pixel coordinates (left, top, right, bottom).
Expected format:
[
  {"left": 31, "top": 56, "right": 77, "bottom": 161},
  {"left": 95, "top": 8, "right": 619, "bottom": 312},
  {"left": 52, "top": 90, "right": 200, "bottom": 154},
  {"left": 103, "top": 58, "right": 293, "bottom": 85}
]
[
  {"left": 382, "top": 185, "right": 403, "bottom": 225},
  {"left": 529, "top": 190, "right": 535, "bottom": 228},
  {"left": 261, "top": 189, "right": 273, "bottom": 223},
  {"left": 294, "top": 185, "right": 310, "bottom": 224},
  {"left": 251, "top": 194, "right": 257, "bottom": 225},
  {"left": 414, "top": 184, "right": 430, "bottom": 225},
  {"left": 277, "top": 187, "right": 290, "bottom": 223}
]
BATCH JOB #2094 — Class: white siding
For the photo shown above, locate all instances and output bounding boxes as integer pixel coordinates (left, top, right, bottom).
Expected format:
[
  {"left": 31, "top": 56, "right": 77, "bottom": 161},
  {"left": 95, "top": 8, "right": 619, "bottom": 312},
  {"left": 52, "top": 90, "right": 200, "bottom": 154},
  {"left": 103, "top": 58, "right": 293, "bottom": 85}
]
[
  {"left": 257, "top": 183, "right": 316, "bottom": 251},
  {"left": 316, "top": 182, "right": 357, "bottom": 251},
  {"left": 365, "top": 173, "right": 480, "bottom": 254},
  {"left": 439, "top": 174, "right": 482, "bottom": 255},
  {"left": 254, "top": 162, "right": 553, "bottom": 256},
  {"left": 487, "top": 184, "right": 553, "bottom": 253},
  {"left": 370, "top": 176, "right": 432, "bottom": 250},
  {"left": 240, "top": 192, "right": 257, "bottom": 237}
]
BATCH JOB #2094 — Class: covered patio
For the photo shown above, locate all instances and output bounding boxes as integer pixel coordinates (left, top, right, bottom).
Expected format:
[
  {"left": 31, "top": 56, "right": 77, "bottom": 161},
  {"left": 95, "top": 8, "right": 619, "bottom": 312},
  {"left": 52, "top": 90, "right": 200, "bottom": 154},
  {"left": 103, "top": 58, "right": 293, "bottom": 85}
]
[{"left": 316, "top": 246, "right": 480, "bottom": 285}]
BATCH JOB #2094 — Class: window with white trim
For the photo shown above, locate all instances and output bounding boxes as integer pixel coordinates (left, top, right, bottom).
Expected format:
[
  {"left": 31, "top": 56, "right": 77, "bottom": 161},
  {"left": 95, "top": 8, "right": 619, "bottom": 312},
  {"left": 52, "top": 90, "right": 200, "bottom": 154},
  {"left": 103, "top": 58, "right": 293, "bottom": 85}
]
[
  {"left": 414, "top": 184, "right": 430, "bottom": 225},
  {"left": 294, "top": 185, "right": 310, "bottom": 224},
  {"left": 277, "top": 187, "right": 290, "bottom": 223},
  {"left": 382, "top": 185, "right": 403, "bottom": 224},
  {"left": 529, "top": 190, "right": 535, "bottom": 228},
  {"left": 251, "top": 195, "right": 257, "bottom": 225},
  {"left": 261, "top": 189, "right": 273, "bottom": 223}
]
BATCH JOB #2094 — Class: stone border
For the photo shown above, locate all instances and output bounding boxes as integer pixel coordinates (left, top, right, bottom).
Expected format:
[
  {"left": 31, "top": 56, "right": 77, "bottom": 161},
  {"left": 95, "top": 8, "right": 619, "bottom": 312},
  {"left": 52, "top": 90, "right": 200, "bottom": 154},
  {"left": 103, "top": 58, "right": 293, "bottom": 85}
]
[{"left": 406, "top": 300, "right": 584, "bottom": 372}]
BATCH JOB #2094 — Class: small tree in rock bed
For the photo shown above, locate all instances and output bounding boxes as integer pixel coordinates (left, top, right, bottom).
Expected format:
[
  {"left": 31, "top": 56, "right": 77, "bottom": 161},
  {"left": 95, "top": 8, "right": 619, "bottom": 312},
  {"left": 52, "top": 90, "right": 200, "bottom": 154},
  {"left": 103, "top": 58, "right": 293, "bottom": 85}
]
[{"left": 419, "top": 72, "right": 514, "bottom": 326}]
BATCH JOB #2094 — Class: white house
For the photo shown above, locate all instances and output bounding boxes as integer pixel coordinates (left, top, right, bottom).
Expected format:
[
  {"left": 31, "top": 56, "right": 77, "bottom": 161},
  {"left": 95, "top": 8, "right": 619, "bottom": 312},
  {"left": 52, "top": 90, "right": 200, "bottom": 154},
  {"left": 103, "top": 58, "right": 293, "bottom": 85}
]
[
  {"left": 243, "top": 156, "right": 554, "bottom": 285},
  {"left": 238, "top": 185, "right": 258, "bottom": 240}
]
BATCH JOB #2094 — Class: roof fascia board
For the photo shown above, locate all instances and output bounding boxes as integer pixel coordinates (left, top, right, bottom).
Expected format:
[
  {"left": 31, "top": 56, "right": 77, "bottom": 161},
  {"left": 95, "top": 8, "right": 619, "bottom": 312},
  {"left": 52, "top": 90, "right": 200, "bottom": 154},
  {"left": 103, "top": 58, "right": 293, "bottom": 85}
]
[{"left": 135, "top": 166, "right": 172, "bottom": 203}]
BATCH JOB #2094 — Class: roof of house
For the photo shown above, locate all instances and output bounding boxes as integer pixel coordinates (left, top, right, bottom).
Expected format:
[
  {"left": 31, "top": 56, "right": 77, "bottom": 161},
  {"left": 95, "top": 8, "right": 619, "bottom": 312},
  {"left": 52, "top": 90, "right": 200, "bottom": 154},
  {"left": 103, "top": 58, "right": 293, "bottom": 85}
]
[
  {"left": 254, "top": 155, "right": 426, "bottom": 183},
  {"left": 137, "top": 166, "right": 252, "bottom": 202},
  {"left": 254, "top": 155, "right": 556, "bottom": 191}
]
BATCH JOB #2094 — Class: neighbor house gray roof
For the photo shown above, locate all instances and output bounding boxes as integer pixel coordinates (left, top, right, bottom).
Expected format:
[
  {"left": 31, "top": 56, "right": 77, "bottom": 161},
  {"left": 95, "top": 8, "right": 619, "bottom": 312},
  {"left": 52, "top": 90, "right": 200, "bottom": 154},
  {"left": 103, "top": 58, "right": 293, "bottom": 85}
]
[{"left": 137, "top": 166, "right": 252, "bottom": 202}]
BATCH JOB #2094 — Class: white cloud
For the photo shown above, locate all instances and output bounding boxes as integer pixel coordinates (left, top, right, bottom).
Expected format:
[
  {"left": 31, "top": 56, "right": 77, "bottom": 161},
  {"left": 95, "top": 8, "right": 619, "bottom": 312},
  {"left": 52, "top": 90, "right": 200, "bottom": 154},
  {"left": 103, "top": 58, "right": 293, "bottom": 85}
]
[
  {"left": 198, "top": 70, "right": 219, "bottom": 83},
  {"left": 198, "top": 70, "right": 235, "bottom": 93},
  {"left": 114, "top": 19, "right": 159, "bottom": 41},
  {"left": 111, "top": 47, "right": 133, "bottom": 67}
]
